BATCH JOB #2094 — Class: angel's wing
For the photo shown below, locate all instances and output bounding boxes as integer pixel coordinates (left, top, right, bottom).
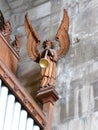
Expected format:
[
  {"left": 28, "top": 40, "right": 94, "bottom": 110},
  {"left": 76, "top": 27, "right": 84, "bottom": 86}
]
[
  {"left": 55, "top": 9, "right": 70, "bottom": 57},
  {"left": 0, "top": 10, "right": 5, "bottom": 31},
  {"left": 24, "top": 14, "right": 40, "bottom": 62}
]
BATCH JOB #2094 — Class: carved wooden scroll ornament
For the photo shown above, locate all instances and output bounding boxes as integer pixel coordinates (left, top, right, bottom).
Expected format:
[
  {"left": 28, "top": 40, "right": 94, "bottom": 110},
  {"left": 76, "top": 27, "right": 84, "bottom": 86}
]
[{"left": 0, "top": 10, "right": 21, "bottom": 54}]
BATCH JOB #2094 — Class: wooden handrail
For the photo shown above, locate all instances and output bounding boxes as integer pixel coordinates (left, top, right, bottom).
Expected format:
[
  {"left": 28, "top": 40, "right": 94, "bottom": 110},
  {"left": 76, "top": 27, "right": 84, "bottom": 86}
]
[{"left": 0, "top": 60, "right": 46, "bottom": 129}]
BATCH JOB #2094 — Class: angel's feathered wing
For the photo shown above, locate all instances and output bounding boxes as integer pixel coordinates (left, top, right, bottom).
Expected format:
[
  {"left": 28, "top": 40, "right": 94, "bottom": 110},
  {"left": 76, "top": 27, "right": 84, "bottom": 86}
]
[
  {"left": 56, "top": 9, "right": 70, "bottom": 57},
  {"left": 24, "top": 14, "right": 40, "bottom": 62}
]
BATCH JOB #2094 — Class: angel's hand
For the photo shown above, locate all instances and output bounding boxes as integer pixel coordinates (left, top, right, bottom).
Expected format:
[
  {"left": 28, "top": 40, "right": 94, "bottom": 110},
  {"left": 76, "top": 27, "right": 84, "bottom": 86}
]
[
  {"left": 48, "top": 49, "right": 58, "bottom": 62},
  {"left": 48, "top": 49, "right": 54, "bottom": 57}
]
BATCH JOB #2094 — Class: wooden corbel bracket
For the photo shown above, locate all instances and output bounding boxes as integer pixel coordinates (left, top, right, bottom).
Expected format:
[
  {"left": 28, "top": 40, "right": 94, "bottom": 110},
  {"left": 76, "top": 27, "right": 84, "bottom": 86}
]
[{"left": 37, "top": 87, "right": 59, "bottom": 130}]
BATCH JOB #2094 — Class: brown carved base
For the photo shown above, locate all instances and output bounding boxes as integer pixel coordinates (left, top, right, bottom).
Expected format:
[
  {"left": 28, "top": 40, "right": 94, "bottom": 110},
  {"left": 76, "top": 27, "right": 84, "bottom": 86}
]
[
  {"left": 37, "top": 86, "right": 59, "bottom": 130},
  {"left": 37, "top": 86, "right": 59, "bottom": 104}
]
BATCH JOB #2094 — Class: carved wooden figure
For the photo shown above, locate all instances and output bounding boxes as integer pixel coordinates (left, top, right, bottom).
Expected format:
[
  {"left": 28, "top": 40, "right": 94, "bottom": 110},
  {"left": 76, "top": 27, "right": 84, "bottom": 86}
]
[{"left": 25, "top": 9, "right": 70, "bottom": 89}]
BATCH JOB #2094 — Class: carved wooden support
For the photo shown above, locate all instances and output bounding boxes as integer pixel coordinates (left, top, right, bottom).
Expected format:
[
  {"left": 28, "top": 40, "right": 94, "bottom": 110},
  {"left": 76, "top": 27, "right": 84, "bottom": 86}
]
[
  {"left": 0, "top": 60, "right": 46, "bottom": 128},
  {"left": 25, "top": 9, "right": 70, "bottom": 130},
  {"left": 37, "top": 86, "right": 59, "bottom": 130}
]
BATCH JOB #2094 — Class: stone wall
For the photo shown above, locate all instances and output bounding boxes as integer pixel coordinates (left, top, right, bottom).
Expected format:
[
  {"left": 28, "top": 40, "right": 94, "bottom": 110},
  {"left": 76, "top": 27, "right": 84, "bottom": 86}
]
[{"left": 53, "top": 0, "right": 98, "bottom": 130}]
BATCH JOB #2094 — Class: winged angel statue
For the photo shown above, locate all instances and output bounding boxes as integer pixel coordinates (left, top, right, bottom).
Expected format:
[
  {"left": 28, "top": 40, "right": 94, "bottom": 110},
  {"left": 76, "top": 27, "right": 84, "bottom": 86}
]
[{"left": 24, "top": 9, "right": 70, "bottom": 89}]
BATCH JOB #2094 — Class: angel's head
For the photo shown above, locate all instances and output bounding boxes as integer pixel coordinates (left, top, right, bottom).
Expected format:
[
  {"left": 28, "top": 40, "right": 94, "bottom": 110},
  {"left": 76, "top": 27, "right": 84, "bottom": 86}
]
[{"left": 42, "top": 40, "right": 54, "bottom": 49}]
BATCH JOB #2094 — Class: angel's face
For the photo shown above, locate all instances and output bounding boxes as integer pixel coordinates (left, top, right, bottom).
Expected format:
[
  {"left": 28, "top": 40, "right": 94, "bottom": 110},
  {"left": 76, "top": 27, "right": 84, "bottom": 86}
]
[
  {"left": 43, "top": 40, "right": 53, "bottom": 49},
  {"left": 46, "top": 41, "right": 52, "bottom": 48}
]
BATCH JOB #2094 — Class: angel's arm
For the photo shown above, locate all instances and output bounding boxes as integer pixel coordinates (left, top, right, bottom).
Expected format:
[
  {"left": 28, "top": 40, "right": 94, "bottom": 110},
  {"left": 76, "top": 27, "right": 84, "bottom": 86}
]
[
  {"left": 55, "top": 9, "right": 70, "bottom": 58},
  {"left": 25, "top": 14, "right": 40, "bottom": 62}
]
